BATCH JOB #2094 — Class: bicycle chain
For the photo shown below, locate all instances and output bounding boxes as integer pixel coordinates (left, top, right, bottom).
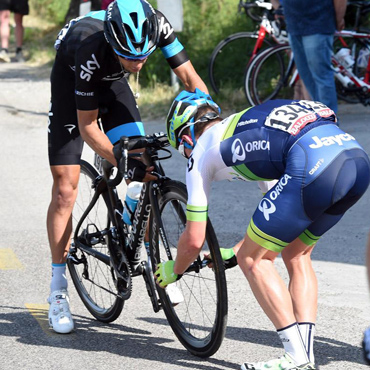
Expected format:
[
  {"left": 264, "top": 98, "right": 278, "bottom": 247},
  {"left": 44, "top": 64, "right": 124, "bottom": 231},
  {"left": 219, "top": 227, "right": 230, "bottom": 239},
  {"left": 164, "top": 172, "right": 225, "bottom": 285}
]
[{"left": 114, "top": 249, "right": 133, "bottom": 300}]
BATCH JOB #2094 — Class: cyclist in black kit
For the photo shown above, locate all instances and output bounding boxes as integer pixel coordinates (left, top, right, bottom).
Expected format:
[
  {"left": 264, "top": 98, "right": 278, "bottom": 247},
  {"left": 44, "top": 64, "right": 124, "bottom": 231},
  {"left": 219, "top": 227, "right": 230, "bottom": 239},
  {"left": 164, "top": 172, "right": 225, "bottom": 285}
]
[
  {"left": 155, "top": 90, "right": 370, "bottom": 370},
  {"left": 46, "top": 0, "right": 209, "bottom": 334}
]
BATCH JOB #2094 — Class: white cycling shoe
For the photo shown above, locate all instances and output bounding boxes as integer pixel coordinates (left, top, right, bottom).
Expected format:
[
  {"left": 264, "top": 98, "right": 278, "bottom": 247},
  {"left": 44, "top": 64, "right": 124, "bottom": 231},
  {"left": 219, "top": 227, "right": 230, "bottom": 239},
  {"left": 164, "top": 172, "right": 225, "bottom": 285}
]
[
  {"left": 165, "top": 283, "right": 184, "bottom": 306},
  {"left": 241, "top": 353, "right": 316, "bottom": 370},
  {"left": 48, "top": 290, "right": 74, "bottom": 334}
]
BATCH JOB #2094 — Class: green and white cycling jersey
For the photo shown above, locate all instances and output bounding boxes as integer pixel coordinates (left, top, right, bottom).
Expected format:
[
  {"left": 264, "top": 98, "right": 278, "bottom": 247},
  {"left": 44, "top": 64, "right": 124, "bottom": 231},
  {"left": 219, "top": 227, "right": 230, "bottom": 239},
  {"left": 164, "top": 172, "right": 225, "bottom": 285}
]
[{"left": 184, "top": 99, "right": 370, "bottom": 252}]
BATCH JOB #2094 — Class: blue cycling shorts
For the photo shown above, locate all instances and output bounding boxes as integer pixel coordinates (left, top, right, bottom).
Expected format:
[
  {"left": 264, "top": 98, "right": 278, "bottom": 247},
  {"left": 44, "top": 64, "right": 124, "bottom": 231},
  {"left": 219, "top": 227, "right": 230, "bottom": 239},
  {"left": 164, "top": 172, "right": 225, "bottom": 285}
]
[{"left": 248, "top": 124, "right": 370, "bottom": 252}]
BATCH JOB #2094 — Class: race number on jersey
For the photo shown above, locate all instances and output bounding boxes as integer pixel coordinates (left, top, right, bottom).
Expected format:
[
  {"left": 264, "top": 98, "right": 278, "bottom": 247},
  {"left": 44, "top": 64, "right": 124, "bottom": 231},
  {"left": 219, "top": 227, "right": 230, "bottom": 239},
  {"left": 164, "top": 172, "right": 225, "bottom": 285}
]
[{"left": 265, "top": 100, "right": 336, "bottom": 136}]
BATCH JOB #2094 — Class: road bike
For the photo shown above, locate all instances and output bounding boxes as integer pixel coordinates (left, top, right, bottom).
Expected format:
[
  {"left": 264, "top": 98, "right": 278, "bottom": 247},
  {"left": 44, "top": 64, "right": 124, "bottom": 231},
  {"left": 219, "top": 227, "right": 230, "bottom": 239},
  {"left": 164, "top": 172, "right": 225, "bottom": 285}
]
[
  {"left": 244, "top": 29, "right": 370, "bottom": 106},
  {"left": 67, "top": 133, "right": 228, "bottom": 357},
  {"left": 209, "top": 0, "right": 370, "bottom": 103},
  {"left": 208, "top": 0, "right": 287, "bottom": 96}
]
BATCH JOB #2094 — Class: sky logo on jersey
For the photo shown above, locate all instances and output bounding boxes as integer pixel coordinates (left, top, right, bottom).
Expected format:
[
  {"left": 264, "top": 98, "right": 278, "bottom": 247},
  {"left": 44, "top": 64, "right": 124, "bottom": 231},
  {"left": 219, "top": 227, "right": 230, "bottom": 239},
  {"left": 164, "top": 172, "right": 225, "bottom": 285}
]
[
  {"left": 309, "top": 133, "right": 355, "bottom": 149},
  {"left": 158, "top": 16, "right": 174, "bottom": 40},
  {"left": 80, "top": 54, "right": 101, "bottom": 81},
  {"left": 258, "top": 198, "right": 276, "bottom": 221}
]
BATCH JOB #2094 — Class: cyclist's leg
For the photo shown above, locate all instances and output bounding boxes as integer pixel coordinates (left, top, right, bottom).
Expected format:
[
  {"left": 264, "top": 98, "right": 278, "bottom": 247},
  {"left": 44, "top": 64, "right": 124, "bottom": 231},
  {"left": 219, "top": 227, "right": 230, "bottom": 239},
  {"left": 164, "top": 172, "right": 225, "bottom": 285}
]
[
  {"left": 47, "top": 60, "right": 83, "bottom": 267},
  {"left": 237, "top": 163, "right": 315, "bottom": 366},
  {"left": 99, "top": 78, "right": 148, "bottom": 265},
  {"left": 47, "top": 60, "right": 82, "bottom": 334},
  {"left": 302, "top": 33, "right": 338, "bottom": 113}
]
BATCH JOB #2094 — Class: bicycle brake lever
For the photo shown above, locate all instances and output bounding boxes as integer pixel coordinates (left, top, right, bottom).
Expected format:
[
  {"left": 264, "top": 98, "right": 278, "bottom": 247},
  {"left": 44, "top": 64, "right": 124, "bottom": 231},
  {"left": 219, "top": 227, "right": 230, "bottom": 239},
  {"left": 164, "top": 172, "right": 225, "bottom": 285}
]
[{"left": 149, "top": 171, "right": 168, "bottom": 180}]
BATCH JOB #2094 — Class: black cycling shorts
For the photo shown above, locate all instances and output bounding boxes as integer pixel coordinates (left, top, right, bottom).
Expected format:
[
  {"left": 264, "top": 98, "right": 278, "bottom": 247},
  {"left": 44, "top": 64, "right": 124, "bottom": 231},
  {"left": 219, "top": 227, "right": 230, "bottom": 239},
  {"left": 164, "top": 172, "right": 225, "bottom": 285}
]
[
  {"left": 0, "top": 0, "right": 29, "bottom": 15},
  {"left": 48, "top": 57, "right": 144, "bottom": 166}
]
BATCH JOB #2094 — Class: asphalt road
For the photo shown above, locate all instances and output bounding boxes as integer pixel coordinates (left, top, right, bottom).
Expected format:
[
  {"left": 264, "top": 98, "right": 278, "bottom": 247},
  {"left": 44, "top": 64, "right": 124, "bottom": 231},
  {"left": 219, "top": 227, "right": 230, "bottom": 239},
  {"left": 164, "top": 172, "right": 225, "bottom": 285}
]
[{"left": 0, "top": 62, "right": 370, "bottom": 370}]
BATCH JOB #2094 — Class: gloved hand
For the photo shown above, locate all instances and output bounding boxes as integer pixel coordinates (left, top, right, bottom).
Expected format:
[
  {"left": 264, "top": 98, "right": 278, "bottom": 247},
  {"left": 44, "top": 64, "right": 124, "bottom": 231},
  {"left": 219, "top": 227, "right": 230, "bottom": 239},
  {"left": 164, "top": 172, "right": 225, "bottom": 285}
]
[
  {"left": 154, "top": 260, "right": 182, "bottom": 288},
  {"left": 204, "top": 248, "right": 238, "bottom": 270},
  {"left": 113, "top": 142, "right": 156, "bottom": 182},
  {"left": 220, "top": 248, "right": 238, "bottom": 270}
]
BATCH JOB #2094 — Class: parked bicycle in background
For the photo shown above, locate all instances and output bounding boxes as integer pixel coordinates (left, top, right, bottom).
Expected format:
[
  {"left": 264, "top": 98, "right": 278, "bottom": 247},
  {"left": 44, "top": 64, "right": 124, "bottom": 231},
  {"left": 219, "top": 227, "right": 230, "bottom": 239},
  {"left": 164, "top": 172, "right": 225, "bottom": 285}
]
[
  {"left": 244, "top": 28, "right": 370, "bottom": 106},
  {"left": 208, "top": 0, "right": 287, "bottom": 96},
  {"left": 208, "top": 0, "right": 370, "bottom": 106}
]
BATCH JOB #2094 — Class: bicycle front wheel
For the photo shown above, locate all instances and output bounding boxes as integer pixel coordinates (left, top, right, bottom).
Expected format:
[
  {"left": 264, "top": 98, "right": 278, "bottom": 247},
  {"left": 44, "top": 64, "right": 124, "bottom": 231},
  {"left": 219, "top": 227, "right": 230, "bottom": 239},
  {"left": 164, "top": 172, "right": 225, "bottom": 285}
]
[
  {"left": 246, "top": 43, "right": 297, "bottom": 104},
  {"left": 67, "top": 160, "right": 124, "bottom": 323},
  {"left": 150, "top": 180, "right": 227, "bottom": 357},
  {"left": 208, "top": 32, "right": 273, "bottom": 96}
]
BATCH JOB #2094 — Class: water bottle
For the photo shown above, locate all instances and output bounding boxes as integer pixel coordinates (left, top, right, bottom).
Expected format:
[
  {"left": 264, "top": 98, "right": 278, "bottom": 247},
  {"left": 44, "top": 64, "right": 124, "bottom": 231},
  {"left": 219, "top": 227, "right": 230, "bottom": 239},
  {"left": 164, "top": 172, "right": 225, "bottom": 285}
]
[
  {"left": 357, "top": 47, "right": 370, "bottom": 69},
  {"left": 335, "top": 48, "right": 355, "bottom": 69},
  {"left": 123, "top": 182, "right": 143, "bottom": 225}
]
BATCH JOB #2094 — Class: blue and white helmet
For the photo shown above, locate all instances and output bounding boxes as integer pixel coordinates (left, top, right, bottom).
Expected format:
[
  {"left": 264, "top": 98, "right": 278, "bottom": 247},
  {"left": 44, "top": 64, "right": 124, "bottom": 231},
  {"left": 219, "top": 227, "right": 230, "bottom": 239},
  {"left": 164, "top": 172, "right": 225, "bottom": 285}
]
[{"left": 104, "top": 0, "right": 159, "bottom": 59}]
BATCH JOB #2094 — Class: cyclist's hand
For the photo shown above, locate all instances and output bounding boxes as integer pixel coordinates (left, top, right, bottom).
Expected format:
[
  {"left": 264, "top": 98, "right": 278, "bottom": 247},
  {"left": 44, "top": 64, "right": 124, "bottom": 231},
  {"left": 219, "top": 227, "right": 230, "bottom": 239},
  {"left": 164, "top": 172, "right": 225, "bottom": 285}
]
[
  {"left": 154, "top": 260, "right": 181, "bottom": 288},
  {"left": 204, "top": 248, "right": 238, "bottom": 270},
  {"left": 127, "top": 158, "right": 157, "bottom": 182}
]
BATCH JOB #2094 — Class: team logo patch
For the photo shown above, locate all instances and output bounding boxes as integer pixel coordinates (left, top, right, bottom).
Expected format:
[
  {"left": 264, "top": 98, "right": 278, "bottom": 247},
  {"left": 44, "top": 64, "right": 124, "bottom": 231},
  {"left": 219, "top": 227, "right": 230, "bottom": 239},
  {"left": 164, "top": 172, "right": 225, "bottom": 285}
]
[{"left": 258, "top": 198, "right": 276, "bottom": 221}]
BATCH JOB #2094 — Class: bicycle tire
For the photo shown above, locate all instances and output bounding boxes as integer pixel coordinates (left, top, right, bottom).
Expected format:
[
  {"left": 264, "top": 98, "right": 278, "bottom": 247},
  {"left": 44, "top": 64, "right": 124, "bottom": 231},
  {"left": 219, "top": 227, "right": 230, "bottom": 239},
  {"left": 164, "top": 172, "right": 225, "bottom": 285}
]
[
  {"left": 67, "top": 160, "right": 124, "bottom": 323},
  {"left": 208, "top": 32, "right": 273, "bottom": 95},
  {"left": 150, "top": 180, "right": 228, "bottom": 357},
  {"left": 246, "top": 43, "right": 296, "bottom": 105}
]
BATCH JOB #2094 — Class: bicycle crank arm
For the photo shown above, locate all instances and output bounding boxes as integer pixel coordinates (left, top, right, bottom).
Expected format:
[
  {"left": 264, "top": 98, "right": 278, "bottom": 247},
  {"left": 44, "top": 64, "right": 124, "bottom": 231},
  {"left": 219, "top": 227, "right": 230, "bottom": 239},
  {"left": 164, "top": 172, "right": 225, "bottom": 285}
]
[{"left": 141, "top": 261, "right": 161, "bottom": 313}]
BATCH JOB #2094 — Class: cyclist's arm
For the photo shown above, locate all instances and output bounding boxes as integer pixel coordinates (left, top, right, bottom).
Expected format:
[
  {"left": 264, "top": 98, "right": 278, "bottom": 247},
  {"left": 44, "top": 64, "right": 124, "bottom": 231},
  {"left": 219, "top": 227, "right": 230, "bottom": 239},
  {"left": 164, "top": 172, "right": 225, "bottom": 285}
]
[
  {"left": 173, "top": 220, "right": 207, "bottom": 275},
  {"left": 155, "top": 10, "right": 208, "bottom": 94},
  {"left": 173, "top": 60, "right": 209, "bottom": 94},
  {"left": 77, "top": 109, "right": 117, "bottom": 166},
  {"left": 270, "top": 0, "right": 281, "bottom": 10}
]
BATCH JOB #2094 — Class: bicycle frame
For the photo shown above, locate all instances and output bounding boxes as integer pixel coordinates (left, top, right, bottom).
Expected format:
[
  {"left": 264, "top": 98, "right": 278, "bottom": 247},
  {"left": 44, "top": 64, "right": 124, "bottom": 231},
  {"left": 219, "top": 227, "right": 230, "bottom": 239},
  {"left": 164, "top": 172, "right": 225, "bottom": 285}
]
[
  {"left": 335, "top": 30, "right": 370, "bottom": 87},
  {"left": 244, "top": 1, "right": 287, "bottom": 62}
]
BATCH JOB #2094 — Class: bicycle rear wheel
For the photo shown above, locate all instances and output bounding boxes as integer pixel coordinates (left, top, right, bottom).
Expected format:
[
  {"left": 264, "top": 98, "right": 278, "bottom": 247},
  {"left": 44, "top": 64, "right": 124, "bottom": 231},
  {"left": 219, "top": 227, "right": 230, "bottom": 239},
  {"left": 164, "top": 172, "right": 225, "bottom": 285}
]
[
  {"left": 246, "top": 43, "right": 296, "bottom": 105},
  {"left": 208, "top": 32, "right": 273, "bottom": 96},
  {"left": 150, "top": 180, "right": 227, "bottom": 357},
  {"left": 67, "top": 160, "right": 124, "bottom": 323}
]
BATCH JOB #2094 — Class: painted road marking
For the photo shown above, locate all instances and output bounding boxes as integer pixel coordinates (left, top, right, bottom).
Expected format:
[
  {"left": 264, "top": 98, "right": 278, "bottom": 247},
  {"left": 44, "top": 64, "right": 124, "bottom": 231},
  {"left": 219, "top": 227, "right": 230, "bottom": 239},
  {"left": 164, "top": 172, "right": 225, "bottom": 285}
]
[
  {"left": 25, "top": 303, "right": 51, "bottom": 335},
  {"left": 0, "top": 248, "right": 23, "bottom": 270}
]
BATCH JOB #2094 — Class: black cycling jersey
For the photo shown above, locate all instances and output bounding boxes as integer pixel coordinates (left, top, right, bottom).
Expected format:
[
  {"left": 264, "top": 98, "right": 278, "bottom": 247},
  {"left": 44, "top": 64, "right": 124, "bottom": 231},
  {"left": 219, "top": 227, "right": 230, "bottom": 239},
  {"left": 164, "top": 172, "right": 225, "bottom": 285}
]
[
  {"left": 48, "top": 9, "right": 189, "bottom": 166},
  {"left": 54, "top": 9, "right": 188, "bottom": 111}
]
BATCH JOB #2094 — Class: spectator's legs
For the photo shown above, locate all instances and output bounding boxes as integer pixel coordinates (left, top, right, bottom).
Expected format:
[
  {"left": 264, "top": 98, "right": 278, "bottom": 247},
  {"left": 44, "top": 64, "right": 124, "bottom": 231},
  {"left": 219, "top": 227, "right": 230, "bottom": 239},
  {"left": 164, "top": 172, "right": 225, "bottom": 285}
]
[
  {"left": 289, "top": 34, "right": 317, "bottom": 101},
  {"left": 14, "top": 13, "right": 24, "bottom": 49},
  {"left": 0, "top": 10, "right": 10, "bottom": 49},
  {"left": 302, "top": 34, "right": 337, "bottom": 113}
]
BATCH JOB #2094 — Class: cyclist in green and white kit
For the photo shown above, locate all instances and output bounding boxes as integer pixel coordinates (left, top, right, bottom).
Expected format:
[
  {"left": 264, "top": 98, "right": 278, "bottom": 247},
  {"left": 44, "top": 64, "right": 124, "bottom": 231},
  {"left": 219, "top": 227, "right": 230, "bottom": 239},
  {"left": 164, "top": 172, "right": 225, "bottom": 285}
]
[{"left": 154, "top": 89, "right": 370, "bottom": 370}]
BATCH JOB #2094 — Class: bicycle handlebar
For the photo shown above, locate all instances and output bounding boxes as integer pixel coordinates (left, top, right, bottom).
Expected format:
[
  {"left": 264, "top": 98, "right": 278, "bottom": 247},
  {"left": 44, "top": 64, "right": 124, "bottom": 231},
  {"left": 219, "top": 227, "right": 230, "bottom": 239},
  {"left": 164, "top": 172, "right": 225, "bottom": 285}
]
[
  {"left": 108, "top": 132, "right": 170, "bottom": 187},
  {"left": 239, "top": 0, "right": 273, "bottom": 12}
]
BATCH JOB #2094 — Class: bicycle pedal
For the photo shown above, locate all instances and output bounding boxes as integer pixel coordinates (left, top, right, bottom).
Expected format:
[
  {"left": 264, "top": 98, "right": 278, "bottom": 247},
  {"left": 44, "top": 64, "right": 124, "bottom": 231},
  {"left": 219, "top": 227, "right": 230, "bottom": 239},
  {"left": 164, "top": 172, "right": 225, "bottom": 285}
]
[{"left": 130, "top": 262, "right": 143, "bottom": 276}]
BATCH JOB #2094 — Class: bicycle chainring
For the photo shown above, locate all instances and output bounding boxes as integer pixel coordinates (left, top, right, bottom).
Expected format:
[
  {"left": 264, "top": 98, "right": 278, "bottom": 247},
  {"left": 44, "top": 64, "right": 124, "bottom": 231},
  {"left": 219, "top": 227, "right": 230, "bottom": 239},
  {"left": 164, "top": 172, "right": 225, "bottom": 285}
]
[{"left": 114, "top": 250, "right": 132, "bottom": 300}]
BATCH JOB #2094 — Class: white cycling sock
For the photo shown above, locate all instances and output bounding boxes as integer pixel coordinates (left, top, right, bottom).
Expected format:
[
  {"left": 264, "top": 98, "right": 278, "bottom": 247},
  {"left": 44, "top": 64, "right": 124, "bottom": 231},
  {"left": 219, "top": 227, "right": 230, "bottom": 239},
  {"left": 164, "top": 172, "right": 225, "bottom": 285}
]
[
  {"left": 277, "top": 322, "right": 309, "bottom": 366},
  {"left": 50, "top": 263, "right": 68, "bottom": 293},
  {"left": 298, "top": 322, "right": 315, "bottom": 364}
]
